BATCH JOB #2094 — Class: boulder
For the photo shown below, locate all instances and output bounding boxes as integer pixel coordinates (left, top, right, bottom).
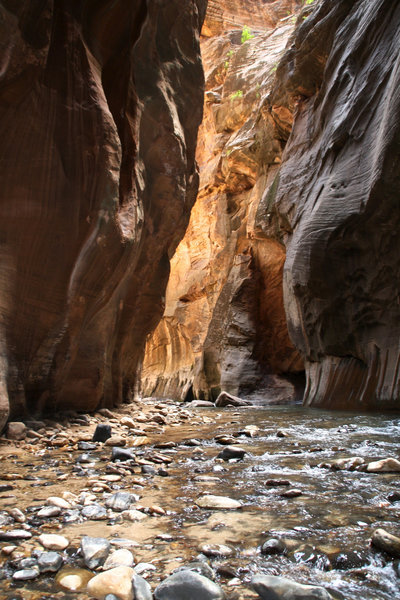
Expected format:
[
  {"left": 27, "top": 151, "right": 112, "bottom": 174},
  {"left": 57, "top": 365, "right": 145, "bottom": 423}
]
[
  {"left": 154, "top": 570, "right": 225, "bottom": 600},
  {"left": 251, "top": 574, "right": 333, "bottom": 600}
]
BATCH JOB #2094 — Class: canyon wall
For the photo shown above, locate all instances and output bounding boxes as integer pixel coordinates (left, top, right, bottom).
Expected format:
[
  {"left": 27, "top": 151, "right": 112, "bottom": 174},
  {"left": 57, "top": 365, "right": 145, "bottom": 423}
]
[
  {"left": 0, "top": 0, "right": 206, "bottom": 430},
  {"left": 142, "top": 2, "right": 305, "bottom": 404},
  {"left": 270, "top": 0, "right": 400, "bottom": 409}
]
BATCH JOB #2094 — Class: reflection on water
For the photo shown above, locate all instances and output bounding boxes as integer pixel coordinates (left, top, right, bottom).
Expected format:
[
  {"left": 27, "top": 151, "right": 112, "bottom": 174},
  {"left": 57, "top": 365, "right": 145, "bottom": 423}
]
[{"left": 1, "top": 405, "right": 400, "bottom": 599}]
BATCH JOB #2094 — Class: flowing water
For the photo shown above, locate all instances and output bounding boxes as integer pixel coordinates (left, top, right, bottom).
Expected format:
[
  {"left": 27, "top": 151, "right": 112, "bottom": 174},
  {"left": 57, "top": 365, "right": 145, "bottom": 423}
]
[{"left": 0, "top": 403, "right": 400, "bottom": 599}]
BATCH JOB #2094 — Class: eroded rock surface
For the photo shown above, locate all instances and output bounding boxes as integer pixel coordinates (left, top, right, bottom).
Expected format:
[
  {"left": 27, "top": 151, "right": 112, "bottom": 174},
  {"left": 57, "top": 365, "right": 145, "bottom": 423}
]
[
  {"left": 0, "top": 0, "right": 206, "bottom": 428},
  {"left": 269, "top": 0, "right": 400, "bottom": 409},
  {"left": 142, "top": 2, "right": 304, "bottom": 403}
]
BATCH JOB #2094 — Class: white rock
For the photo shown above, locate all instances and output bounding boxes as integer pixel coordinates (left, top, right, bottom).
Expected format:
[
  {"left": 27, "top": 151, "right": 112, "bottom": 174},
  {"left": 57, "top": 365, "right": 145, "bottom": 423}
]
[
  {"left": 196, "top": 494, "right": 242, "bottom": 510},
  {"left": 367, "top": 458, "right": 400, "bottom": 473},
  {"left": 86, "top": 566, "right": 134, "bottom": 600},
  {"left": 56, "top": 567, "right": 94, "bottom": 591},
  {"left": 38, "top": 534, "right": 69, "bottom": 551},
  {"left": 46, "top": 496, "right": 71, "bottom": 509},
  {"left": 121, "top": 417, "right": 136, "bottom": 428},
  {"left": 123, "top": 509, "right": 148, "bottom": 522},
  {"left": 103, "top": 548, "right": 135, "bottom": 570}
]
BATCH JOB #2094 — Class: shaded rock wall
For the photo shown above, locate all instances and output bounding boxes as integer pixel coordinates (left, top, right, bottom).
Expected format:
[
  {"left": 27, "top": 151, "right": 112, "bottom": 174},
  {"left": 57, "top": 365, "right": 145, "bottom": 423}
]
[
  {"left": 270, "top": 0, "right": 400, "bottom": 409},
  {"left": 0, "top": 0, "right": 206, "bottom": 429},
  {"left": 142, "top": 2, "right": 304, "bottom": 404}
]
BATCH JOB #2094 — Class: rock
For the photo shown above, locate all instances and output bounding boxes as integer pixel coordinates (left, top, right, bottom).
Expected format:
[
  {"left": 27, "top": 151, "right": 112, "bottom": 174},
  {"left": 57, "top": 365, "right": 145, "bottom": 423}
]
[
  {"left": 86, "top": 566, "right": 135, "bottom": 600},
  {"left": 121, "top": 417, "right": 136, "bottom": 428},
  {"left": 37, "top": 506, "right": 62, "bottom": 518},
  {"left": 39, "top": 533, "right": 69, "bottom": 551},
  {"left": 217, "top": 445, "right": 246, "bottom": 460},
  {"left": 103, "top": 549, "right": 135, "bottom": 570},
  {"left": 81, "top": 504, "right": 108, "bottom": 521},
  {"left": 123, "top": 509, "right": 148, "bottom": 522},
  {"left": 280, "top": 489, "right": 303, "bottom": 498},
  {"left": 112, "top": 447, "right": 136, "bottom": 462},
  {"left": 251, "top": 574, "right": 333, "bottom": 600},
  {"left": 199, "top": 543, "right": 234, "bottom": 558},
  {"left": 81, "top": 536, "right": 111, "bottom": 570},
  {"left": 93, "top": 425, "right": 112, "bottom": 443},
  {"left": 175, "top": 561, "right": 215, "bottom": 581},
  {"left": 46, "top": 496, "right": 71, "bottom": 509},
  {"left": 105, "top": 436, "right": 126, "bottom": 447},
  {"left": 186, "top": 401, "right": 215, "bottom": 408},
  {"left": 132, "top": 572, "right": 153, "bottom": 600},
  {"left": 0, "top": 529, "right": 32, "bottom": 541},
  {"left": 388, "top": 491, "right": 400, "bottom": 503},
  {"left": 215, "top": 392, "right": 252, "bottom": 407},
  {"left": 38, "top": 551, "right": 64, "bottom": 573},
  {"left": 106, "top": 492, "right": 137, "bottom": 512},
  {"left": 367, "top": 458, "right": 400, "bottom": 473},
  {"left": 371, "top": 528, "right": 400, "bottom": 557},
  {"left": 56, "top": 567, "right": 94, "bottom": 591},
  {"left": 196, "top": 495, "right": 242, "bottom": 509},
  {"left": 12, "top": 567, "right": 39, "bottom": 580},
  {"left": 331, "top": 457, "right": 365, "bottom": 471},
  {"left": 78, "top": 441, "right": 97, "bottom": 451},
  {"left": 261, "top": 538, "right": 287, "bottom": 556},
  {"left": 154, "top": 570, "right": 225, "bottom": 600},
  {"left": 6, "top": 422, "right": 27, "bottom": 440},
  {"left": 265, "top": 479, "right": 290, "bottom": 487},
  {"left": 8, "top": 508, "right": 25, "bottom": 523}
]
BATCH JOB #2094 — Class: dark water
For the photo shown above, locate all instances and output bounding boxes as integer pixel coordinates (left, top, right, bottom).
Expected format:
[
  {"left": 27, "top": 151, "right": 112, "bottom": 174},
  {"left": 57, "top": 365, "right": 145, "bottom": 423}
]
[{"left": 1, "top": 404, "right": 400, "bottom": 599}]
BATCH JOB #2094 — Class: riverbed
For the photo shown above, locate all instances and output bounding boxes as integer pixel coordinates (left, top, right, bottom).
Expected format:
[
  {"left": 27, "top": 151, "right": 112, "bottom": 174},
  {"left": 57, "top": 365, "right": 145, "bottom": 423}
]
[{"left": 0, "top": 400, "right": 399, "bottom": 599}]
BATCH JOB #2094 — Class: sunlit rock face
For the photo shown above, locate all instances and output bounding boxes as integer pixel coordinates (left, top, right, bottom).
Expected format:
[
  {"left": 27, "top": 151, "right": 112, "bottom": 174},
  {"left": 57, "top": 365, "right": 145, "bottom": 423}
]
[
  {"left": 0, "top": 0, "right": 206, "bottom": 429},
  {"left": 142, "top": 1, "right": 304, "bottom": 404},
  {"left": 270, "top": 0, "right": 400, "bottom": 409}
]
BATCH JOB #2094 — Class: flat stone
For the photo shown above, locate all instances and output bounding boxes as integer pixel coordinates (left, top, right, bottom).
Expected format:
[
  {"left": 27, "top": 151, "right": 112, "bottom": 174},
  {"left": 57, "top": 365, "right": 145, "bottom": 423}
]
[
  {"left": 217, "top": 445, "right": 246, "bottom": 461},
  {"left": 199, "top": 543, "right": 233, "bottom": 558},
  {"left": 251, "top": 574, "right": 333, "bottom": 600},
  {"left": 38, "top": 551, "right": 64, "bottom": 573},
  {"left": 154, "top": 570, "right": 225, "bottom": 600},
  {"left": 196, "top": 495, "right": 242, "bottom": 510},
  {"left": 103, "top": 549, "right": 135, "bottom": 570},
  {"left": 86, "top": 566, "right": 135, "bottom": 600},
  {"left": 12, "top": 567, "right": 39, "bottom": 580},
  {"left": 371, "top": 528, "right": 400, "bottom": 557},
  {"left": 0, "top": 529, "right": 32, "bottom": 541},
  {"left": 81, "top": 536, "right": 111, "bottom": 569},
  {"left": 280, "top": 489, "right": 303, "bottom": 498},
  {"left": 367, "top": 458, "right": 400, "bottom": 473},
  {"left": 37, "top": 506, "right": 62, "bottom": 518},
  {"left": 46, "top": 496, "right": 71, "bottom": 509},
  {"left": 81, "top": 504, "right": 108, "bottom": 520},
  {"left": 39, "top": 534, "right": 69, "bottom": 550}
]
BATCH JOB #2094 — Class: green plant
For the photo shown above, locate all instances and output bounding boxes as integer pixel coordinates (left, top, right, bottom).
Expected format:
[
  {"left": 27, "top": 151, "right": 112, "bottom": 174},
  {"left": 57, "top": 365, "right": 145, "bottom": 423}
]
[
  {"left": 305, "top": 0, "right": 315, "bottom": 4},
  {"left": 230, "top": 90, "right": 243, "bottom": 101},
  {"left": 241, "top": 26, "right": 254, "bottom": 44},
  {"left": 227, "top": 50, "right": 234, "bottom": 58}
]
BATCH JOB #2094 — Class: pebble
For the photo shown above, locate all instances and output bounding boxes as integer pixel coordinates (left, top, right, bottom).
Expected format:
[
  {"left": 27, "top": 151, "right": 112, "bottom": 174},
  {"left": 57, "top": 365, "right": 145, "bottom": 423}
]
[
  {"left": 106, "top": 492, "right": 137, "bottom": 512},
  {"left": 12, "top": 567, "right": 39, "bottom": 580},
  {"left": 367, "top": 458, "right": 400, "bottom": 473},
  {"left": 132, "top": 572, "right": 153, "bottom": 600},
  {"left": 105, "top": 435, "right": 126, "bottom": 447},
  {"left": 111, "top": 447, "right": 136, "bottom": 462},
  {"left": 154, "top": 569, "right": 225, "bottom": 600},
  {"left": 371, "top": 528, "right": 400, "bottom": 557},
  {"left": 0, "top": 529, "right": 32, "bottom": 541},
  {"left": 196, "top": 495, "right": 242, "bottom": 509},
  {"left": 251, "top": 574, "right": 333, "bottom": 600},
  {"left": 56, "top": 567, "right": 94, "bottom": 591},
  {"left": 46, "top": 496, "right": 71, "bottom": 509},
  {"left": 38, "top": 533, "right": 69, "bottom": 550},
  {"left": 6, "top": 422, "right": 27, "bottom": 440},
  {"left": 86, "top": 566, "right": 135, "bottom": 600},
  {"left": 265, "top": 479, "right": 290, "bottom": 487},
  {"left": 120, "top": 417, "right": 136, "bottom": 428},
  {"left": 199, "top": 543, "right": 234, "bottom": 558},
  {"left": 280, "top": 489, "right": 303, "bottom": 498},
  {"left": 217, "top": 446, "right": 246, "bottom": 461},
  {"left": 9, "top": 508, "right": 26, "bottom": 523},
  {"left": 261, "top": 538, "right": 287, "bottom": 556},
  {"left": 81, "top": 536, "right": 111, "bottom": 569},
  {"left": 81, "top": 503, "right": 108, "bottom": 520},
  {"left": 103, "top": 548, "right": 135, "bottom": 570},
  {"left": 123, "top": 509, "right": 148, "bottom": 522},
  {"left": 38, "top": 551, "right": 64, "bottom": 573}
]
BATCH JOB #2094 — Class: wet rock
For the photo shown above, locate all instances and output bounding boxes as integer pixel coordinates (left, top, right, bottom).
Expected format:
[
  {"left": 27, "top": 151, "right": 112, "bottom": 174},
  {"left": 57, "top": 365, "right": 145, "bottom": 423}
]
[
  {"left": 106, "top": 492, "right": 138, "bottom": 512},
  {"left": 330, "top": 550, "right": 369, "bottom": 570},
  {"left": 81, "top": 504, "right": 108, "bottom": 521},
  {"left": 77, "top": 453, "right": 94, "bottom": 463},
  {"left": 261, "top": 538, "right": 287, "bottom": 556},
  {"left": 251, "top": 574, "right": 333, "bottom": 600},
  {"left": 142, "top": 465, "right": 157, "bottom": 475},
  {"left": 106, "top": 436, "right": 126, "bottom": 447},
  {"left": 6, "top": 422, "right": 27, "bottom": 440},
  {"left": 123, "top": 509, "right": 148, "bottom": 522},
  {"left": 38, "top": 551, "right": 64, "bottom": 573},
  {"left": 132, "top": 572, "right": 153, "bottom": 600},
  {"left": 81, "top": 536, "right": 111, "bottom": 569},
  {"left": 196, "top": 495, "right": 242, "bottom": 509},
  {"left": 103, "top": 549, "right": 134, "bottom": 570},
  {"left": 37, "top": 505, "right": 62, "bottom": 518},
  {"left": 9, "top": 508, "right": 25, "bottom": 523},
  {"left": 217, "top": 446, "right": 246, "bottom": 460},
  {"left": 215, "top": 392, "right": 252, "bottom": 407},
  {"left": 154, "top": 570, "right": 225, "bottom": 600},
  {"left": 371, "top": 528, "right": 400, "bottom": 557},
  {"left": 120, "top": 417, "right": 136, "bottom": 428},
  {"left": 367, "top": 458, "right": 400, "bottom": 473},
  {"left": 330, "top": 457, "right": 365, "bottom": 471},
  {"left": 78, "top": 441, "right": 97, "bottom": 451},
  {"left": 199, "top": 543, "right": 234, "bottom": 558},
  {"left": 186, "top": 401, "right": 215, "bottom": 408},
  {"left": 265, "top": 479, "right": 290, "bottom": 487},
  {"left": 175, "top": 561, "right": 215, "bottom": 581},
  {"left": 112, "top": 447, "right": 136, "bottom": 462},
  {"left": 93, "top": 425, "right": 112, "bottom": 443},
  {"left": 39, "top": 533, "right": 69, "bottom": 550},
  {"left": 47, "top": 496, "right": 71, "bottom": 509},
  {"left": 56, "top": 567, "right": 94, "bottom": 591},
  {"left": 388, "top": 491, "right": 400, "bottom": 503},
  {"left": 12, "top": 567, "right": 39, "bottom": 580},
  {"left": 276, "top": 430, "right": 287, "bottom": 438},
  {"left": 0, "top": 529, "right": 32, "bottom": 541},
  {"left": 86, "top": 566, "right": 135, "bottom": 600},
  {"left": 280, "top": 489, "right": 303, "bottom": 498}
]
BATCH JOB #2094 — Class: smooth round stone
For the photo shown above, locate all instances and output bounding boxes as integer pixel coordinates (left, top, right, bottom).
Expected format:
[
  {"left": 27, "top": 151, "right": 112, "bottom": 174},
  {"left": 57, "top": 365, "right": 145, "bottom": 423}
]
[
  {"left": 12, "top": 567, "right": 39, "bottom": 580},
  {"left": 371, "top": 528, "right": 400, "bottom": 557},
  {"left": 261, "top": 538, "right": 287, "bottom": 556},
  {"left": 105, "top": 436, "right": 126, "bottom": 447},
  {"left": 81, "top": 504, "right": 108, "bottom": 520},
  {"left": 87, "top": 566, "right": 135, "bottom": 600},
  {"left": 154, "top": 570, "right": 225, "bottom": 600},
  {"left": 251, "top": 574, "right": 333, "bottom": 600},
  {"left": 175, "top": 562, "right": 215, "bottom": 581},
  {"left": 199, "top": 544, "right": 234, "bottom": 558},
  {"left": 123, "top": 509, "right": 148, "bottom": 522},
  {"left": 38, "top": 551, "right": 64, "bottom": 573},
  {"left": 103, "top": 549, "right": 135, "bottom": 570},
  {"left": 56, "top": 567, "right": 94, "bottom": 591},
  {"left": 280, "top": 489, "right": 303, "bottom": 498},
  {"left": 217, "top": 446, "right": 246, "bottom": 461},
  {"left": 46, "top": 496, "right": 71, "bottom": 509},
  {"left": 39, "top": 534, "right": 69, "bottom": 550},
  {"left": 0, "top": 529, "right": 32, "bottom": 541},
  {"left": 111, "top": 447, "right": 135, "bottom": 462},
  {"left": 37, "top": 506, "right": 62, "bottom": 518},
  {"left": 81, "top": 536, "right": 111, "bottom": 569},
  {"left": 196, "top": 495, "right": 242, "bottom": 510},
  {"left": 367, "top": 458, "right": 400, "bottom": 473},
  {"left": 105, "top": 492, "right": 137, "bottom": 512},
  {"left": 6, "top": 422, "right": 27, "bottom": 440},
  {"left": 9, "top": 508, "right": 26, "bottom": 523},
  {"left": 132, "top": 572, "right": 153, "bottom": 600}
]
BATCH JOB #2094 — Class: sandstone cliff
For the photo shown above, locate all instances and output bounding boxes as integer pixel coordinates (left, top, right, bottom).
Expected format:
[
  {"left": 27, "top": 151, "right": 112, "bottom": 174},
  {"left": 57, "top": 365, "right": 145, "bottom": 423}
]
[
  {"left": 269, "top": 0, "right": 400, "bottom": 409},
  {"left": 142, "top": 2, "right": 304, "bottom": 404},
  {"left": 0, "top": 0, "right": 206, "bottom": 430}
]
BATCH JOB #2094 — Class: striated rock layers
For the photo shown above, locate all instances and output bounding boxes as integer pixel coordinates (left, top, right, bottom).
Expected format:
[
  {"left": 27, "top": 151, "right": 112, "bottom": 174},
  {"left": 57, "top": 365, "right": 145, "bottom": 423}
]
[
  {"left": 269, "top": 0, "right": 400, "bottom": 409},
  {"left": 0, "top": 0, "right": 206, "bottom": 429},
  {"left": 142, "top": 2, "right": 304, "bottom": 404}
]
